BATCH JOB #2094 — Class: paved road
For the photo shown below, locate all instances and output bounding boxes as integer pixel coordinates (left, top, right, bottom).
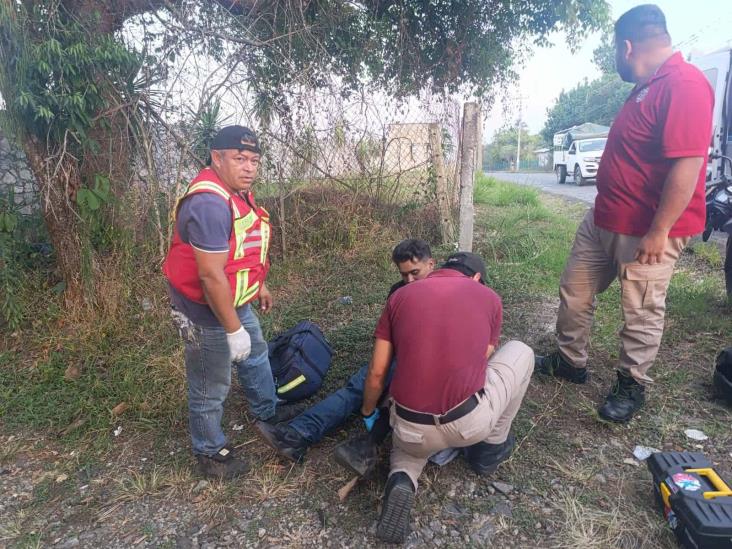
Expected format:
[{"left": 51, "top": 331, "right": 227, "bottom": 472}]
[
  {"left": 487, "top": 171, "right": 598, "bottom": 205},
  {"left": 488, "top": 170, "right": 728, "bottom": 247}
]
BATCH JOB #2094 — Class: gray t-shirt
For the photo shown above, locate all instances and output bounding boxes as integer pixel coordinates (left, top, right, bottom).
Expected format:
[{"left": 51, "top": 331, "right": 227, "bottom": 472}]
[{"left": 169, "top": 193, "right": 234, "bottom": 327}]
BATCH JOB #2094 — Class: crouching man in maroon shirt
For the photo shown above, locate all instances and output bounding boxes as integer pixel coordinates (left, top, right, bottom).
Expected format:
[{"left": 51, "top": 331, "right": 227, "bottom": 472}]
[{"left": 361, "top": 252, "right": 534, "bottom": 543}]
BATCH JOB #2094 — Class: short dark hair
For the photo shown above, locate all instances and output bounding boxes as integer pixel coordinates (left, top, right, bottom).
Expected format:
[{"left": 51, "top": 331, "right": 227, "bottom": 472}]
[
  {"left": 615, "top": 4, "right": 670, "bottom": 44},
  {"left": 392, "top": 239, "right": 432, "bottom": 264}
]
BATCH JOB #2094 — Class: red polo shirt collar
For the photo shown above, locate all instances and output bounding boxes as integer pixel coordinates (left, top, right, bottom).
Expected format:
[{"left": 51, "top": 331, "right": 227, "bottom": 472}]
[{"left": 633, "top": 52, "right": 683, "bottom": 94}]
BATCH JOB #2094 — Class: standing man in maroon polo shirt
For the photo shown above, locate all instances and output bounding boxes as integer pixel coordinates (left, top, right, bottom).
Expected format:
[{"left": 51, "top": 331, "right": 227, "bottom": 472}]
[
  {"left": 361, "top": 252, "right": 534, "bottom": 543},
  {"left": 536, "top": 4, "right": 714, "bottom": 423}
]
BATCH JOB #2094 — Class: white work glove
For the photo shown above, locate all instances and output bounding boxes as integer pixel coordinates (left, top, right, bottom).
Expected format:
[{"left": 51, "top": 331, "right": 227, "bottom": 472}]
[{"left": 226, "top": 326, "right": 251, "bottom": 363}]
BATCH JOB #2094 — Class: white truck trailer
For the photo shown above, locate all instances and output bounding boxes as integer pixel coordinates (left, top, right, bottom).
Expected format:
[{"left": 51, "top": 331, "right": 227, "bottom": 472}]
[
  {"left": 692, "top": 47, "right": 732, "bottom": 294},
  {"left": 691, "top": 47, "right": 732, "bottom": 186},
  {"left": 552, "top": 123, "right": 609, "bottom": 186}
]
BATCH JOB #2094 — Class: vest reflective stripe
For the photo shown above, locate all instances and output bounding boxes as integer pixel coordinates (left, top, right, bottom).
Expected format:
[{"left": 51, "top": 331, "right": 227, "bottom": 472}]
[
  {"left": 185, "top": 181, "right": 241, "bottom": 217},
  {"left": 260, "top": 221, "right": 271, "bottom": 264},
  {"left": 233, "top": 211, "right": 258, "bottom": 260},
  {"left": 234, "top": 271, "right": 260, "bottom": 307}
]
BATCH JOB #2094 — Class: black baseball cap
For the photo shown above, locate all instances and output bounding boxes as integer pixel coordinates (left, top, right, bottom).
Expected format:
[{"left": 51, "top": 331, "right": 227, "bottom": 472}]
[
  {"left": 442, "top": 252, "right": 487, "bottom": 284},
  {"left": 210, "top": 125, "right": 261, "bottom": 154}
]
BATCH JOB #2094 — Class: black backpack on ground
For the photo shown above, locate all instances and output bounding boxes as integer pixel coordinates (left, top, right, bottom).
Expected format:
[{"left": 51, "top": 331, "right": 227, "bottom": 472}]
[{"left": 268, "top": 321, "right": 333, "bottom": 402}]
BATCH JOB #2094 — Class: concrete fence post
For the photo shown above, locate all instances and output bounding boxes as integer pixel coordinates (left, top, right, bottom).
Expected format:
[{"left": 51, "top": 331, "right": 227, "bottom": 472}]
[{"left": 458, "top": 102, "right": 479, "bottom": 252}]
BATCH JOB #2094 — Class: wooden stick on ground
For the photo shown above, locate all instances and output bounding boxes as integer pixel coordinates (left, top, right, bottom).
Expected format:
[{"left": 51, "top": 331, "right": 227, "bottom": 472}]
[{"left": 337, "top": 475, "right": 360, "bottom": 501}]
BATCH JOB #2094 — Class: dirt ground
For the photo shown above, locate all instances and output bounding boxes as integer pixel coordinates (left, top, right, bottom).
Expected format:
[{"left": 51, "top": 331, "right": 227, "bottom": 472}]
[{"left": 2, "top": 188, "right": 732, "bottom": 549}]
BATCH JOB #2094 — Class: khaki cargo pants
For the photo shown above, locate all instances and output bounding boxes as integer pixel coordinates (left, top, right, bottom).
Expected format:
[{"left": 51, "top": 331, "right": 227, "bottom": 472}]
[
  {"left": 556, "top": 209, "right": 690, "bottom": 383},
  {"left": 389, "top": 340, "right": 534, "bottom": 489}
]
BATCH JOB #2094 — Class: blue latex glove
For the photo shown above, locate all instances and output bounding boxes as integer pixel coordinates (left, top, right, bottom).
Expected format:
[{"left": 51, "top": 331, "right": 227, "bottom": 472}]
[{"left": 362, "top": 408, "right": 380, "bottom": 432}]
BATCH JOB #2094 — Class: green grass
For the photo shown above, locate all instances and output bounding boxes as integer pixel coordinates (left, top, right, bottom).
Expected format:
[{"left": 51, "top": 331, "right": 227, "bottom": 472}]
[
  {"left": 474, "top": 174, "right": 541, "bottom": 207},
  {"left": 0, "top": 191, "right": 435, "bottom": 447},
  {"left": 473, "top": 175, "right": 582, "bottom": 297},
  {"left": 3, "top": 176, "right": 731, "bottom": 447},
  {"left": 687, "top": 240, "right": 723, "bottom": 268}
]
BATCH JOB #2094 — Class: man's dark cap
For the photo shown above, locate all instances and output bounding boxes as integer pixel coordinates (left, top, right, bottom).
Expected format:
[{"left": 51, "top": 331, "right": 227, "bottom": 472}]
[
  {"left": 210, "top": 125, "right": 261, "bottom": 154},
  {"left": 442, "top": 252, "right": 487, "bottom": 284}
]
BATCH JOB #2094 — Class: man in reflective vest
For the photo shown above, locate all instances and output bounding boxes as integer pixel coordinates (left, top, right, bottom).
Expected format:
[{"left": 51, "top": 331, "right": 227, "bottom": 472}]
[{"left": 164, "top": 126, "right": 299, "bottom": 479}]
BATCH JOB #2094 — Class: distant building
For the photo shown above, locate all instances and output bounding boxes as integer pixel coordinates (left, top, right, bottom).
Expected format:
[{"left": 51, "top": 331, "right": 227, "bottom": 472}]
[
  {"left": 534, "top": 147, "right": 552, "bottom": 169},
  {"left": 384, "top": 123, "right": 431, "bottom": 174}
]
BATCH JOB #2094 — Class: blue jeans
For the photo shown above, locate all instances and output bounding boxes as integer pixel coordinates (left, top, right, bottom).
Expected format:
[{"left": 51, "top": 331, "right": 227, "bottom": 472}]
[
  {"left": 289, "top": 360, "right": 396, "bottom": 444},
  {"left": 172, "top": 304, "right": 278, "bottom": 456}
]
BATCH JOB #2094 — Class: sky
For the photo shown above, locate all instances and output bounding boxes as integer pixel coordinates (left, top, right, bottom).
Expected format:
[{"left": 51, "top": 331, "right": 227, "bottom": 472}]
[{"left": 484, "top": 0, "right": 732, "bottom": 141}]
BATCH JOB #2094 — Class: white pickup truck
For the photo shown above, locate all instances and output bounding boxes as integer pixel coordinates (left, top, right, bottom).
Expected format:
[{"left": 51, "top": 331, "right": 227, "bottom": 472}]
[{"left": 552, "top": 123, "right": 610, "bottom": 186}]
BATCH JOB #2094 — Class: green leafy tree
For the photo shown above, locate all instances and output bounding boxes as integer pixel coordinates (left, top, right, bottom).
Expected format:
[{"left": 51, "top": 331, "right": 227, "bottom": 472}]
[
  {"left": 0, "top": 0, "right": 609, "bottom": 307},
  {"left": 541, "top": 31, "right": 631, "bottom": 143},
  {"left": 484, "top": 124, "right": 541, "bottom": 169}
]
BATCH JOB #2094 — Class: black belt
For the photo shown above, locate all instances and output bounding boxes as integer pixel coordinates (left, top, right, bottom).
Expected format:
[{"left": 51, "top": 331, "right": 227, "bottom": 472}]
[{"left": 395, "top": 389, "right": 485, "bottom": 426}]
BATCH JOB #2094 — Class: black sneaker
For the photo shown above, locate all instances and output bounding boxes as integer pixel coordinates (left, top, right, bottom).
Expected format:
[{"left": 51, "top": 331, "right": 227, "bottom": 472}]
[
  {"left": 464, "top": 432, "right": 515, "bottom": 476},
  {"left": 196, "top": 446, "right": 249, "bottom": 479},
  {"left": 535, "top": 351, "right": 588, "bottom": 384},
  {"left": 263, "top": 402, "right": 307, "bottom": 424},
  {"left": 376, "top": 472, "right": 415, "bottom": 544},
  {"left": 254, "top": 421, "right": 308, "bottom": 462},
  {"left": 598, "top": 370, "right": 645, "bottom": 423},
  {"left": 333, "top": 433, "right": 378, "bottom": 477}
]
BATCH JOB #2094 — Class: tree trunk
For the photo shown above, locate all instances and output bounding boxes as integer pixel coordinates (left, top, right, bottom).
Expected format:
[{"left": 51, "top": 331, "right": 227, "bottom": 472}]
[
  {"left": 23, "top": 136, "right": 88, "bottom": 305},
  {"left": 428, "top": 123, "right": 455, "bottom": 244}
]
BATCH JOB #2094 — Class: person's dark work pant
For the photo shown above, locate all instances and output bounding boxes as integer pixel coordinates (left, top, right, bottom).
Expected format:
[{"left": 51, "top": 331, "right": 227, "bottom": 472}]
[{"left": 288, "top": 360, "right": 396, "bottom": 444}]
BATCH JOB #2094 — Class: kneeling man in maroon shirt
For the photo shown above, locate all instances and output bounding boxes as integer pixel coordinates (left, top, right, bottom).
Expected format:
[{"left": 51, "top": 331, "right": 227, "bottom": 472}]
[{"left": 361, "top": 252, "right": 534, "bottom": 543}]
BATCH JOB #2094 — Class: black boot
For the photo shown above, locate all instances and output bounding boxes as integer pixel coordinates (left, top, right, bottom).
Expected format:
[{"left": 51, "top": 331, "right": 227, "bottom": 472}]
[
  {"left": 598, "top": 370, "right": 645, "bottom": 423},
  {"left": 196, "top": 446, "right": 249, "bottom": 479},
  {"left": 263, "top": 402, "right": 307, "bottom": 424},
  {"left": 254, "top": 421, "right": 309, "bottom": 462},
  {"left": 333, "top": 434, "right": 378, "bottom": 477},
  {"left": 464, "top": 432, "right": 515, "bottom": 475},
  {"left": 535, "top": 351, "right": 588, "bottom": 384},
  {"left": 376, "top": 472, "right": 415, "bottom": 544}
]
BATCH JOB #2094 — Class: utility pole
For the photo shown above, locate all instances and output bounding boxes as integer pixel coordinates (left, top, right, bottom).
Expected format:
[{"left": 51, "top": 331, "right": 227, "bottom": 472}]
[{"left": 514, "top": 95, "right": 523, "bottom": 172}]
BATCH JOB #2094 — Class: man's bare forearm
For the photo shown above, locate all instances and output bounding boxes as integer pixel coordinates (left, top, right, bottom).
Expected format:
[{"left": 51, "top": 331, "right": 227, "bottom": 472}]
[
  {"left": 361, "top": 338, "right": 394, "bottom": 415},
  {"left": 362, "top": 369, "right": 386, "bottom": 416},
  {"left": 200, "top": 273, "right": 240, "bottom": 332},
  {"left": 649, "top": 157, "right": 704, "bottom": 234}
]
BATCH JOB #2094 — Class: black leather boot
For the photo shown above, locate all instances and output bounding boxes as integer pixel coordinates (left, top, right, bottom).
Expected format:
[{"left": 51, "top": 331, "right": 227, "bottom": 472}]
[
  {"left": 254, "top": 421, "right": 309, "bottom": 462},
  {"left": 534, "top": 351, "right": 588, "bottom": 384},
  {"left": 464, "top": 432, "right": 515, "bottom": 475},
  {"left": 264, "top": 402, "right": 308, "bottom": 424},
  {"left": 598, "top": 370, "right": 645, "bottom": 422},
  {"left": 376, "top": 472, "right": 415, "bottom": 544},
  {"left": 196, "top": 446, "right": 249, "bottom": 479},
  {"left": 333, "top": 433, "right": 378, "bottom": 477}
]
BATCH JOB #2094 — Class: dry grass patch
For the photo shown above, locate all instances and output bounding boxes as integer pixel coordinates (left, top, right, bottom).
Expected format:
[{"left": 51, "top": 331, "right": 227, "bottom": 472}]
[
  {"left": 0, "top": 436, "right": 24, "bottom": 465},
  {"left": 246, "top": 460, "right": 312, "bottom": 503},
  {"left": 112, "top": 463, "right": 195, "bottom": 503},
  {"left": 551, "top": 478, "right": 674, "bottom": 549}
]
